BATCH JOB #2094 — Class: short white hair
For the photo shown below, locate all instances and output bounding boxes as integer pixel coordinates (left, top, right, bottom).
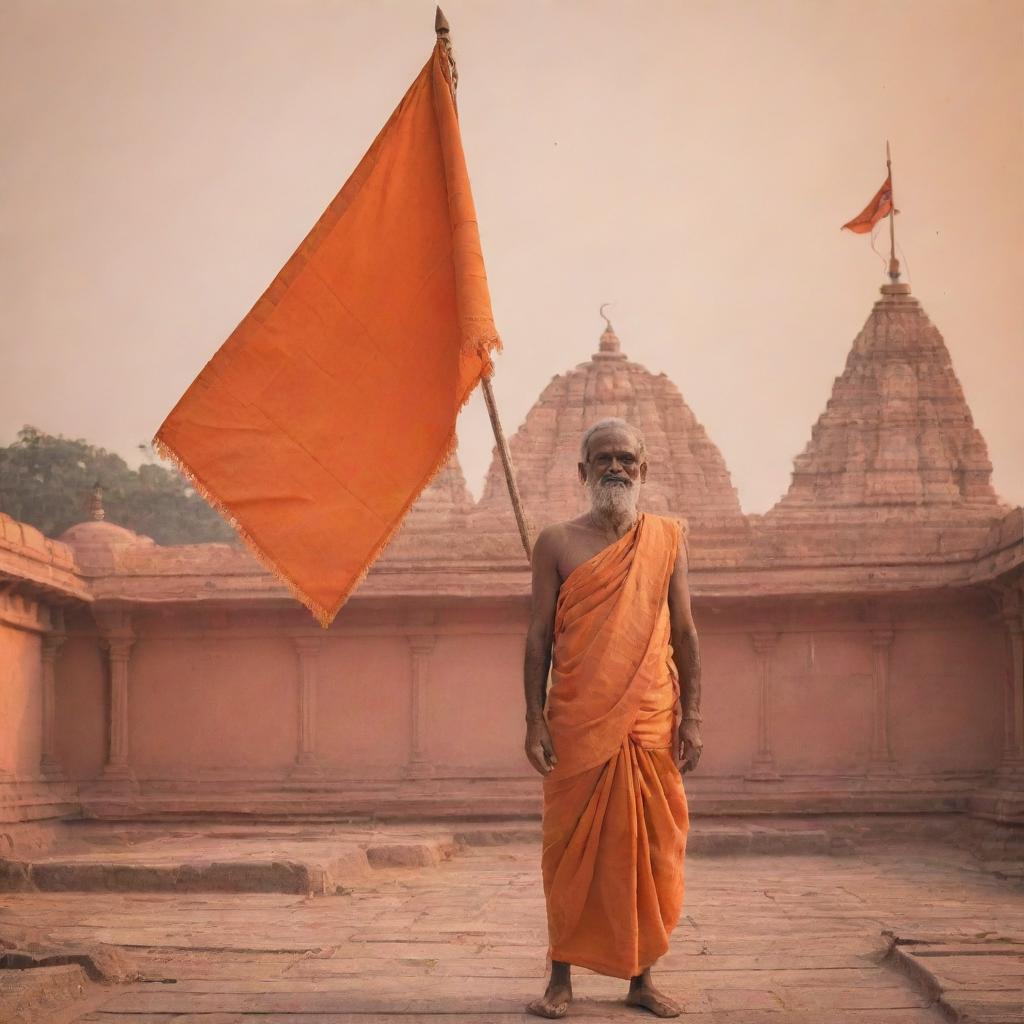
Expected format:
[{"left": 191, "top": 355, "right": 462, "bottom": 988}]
[{"left": 579, "top": 418, "right": 646, "bottom": 462}]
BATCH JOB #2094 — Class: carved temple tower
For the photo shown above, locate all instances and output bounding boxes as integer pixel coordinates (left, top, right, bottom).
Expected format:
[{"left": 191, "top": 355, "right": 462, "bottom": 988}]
[
  {"left": 772, "top": 279, "right": 1005, "bottom": 518},
  {"left": 472, "top": 318, "right": 747, "bottom": 561}
]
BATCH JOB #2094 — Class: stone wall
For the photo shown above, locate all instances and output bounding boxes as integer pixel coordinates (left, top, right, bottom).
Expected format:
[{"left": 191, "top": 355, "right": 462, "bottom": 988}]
[{"left": 39, "top": 586, "right": 1015, "bottom": 821}]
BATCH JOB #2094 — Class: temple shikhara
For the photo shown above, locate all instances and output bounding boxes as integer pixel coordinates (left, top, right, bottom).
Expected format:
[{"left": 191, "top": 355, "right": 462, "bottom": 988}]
[{"left": 2, "top": 275, "right": 1022, "bottom": 827}]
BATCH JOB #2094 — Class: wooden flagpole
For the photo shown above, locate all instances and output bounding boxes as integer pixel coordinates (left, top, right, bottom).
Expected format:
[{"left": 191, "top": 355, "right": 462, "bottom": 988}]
[{"left": 435, "top": 7, "right": 533, "bottom": 561}]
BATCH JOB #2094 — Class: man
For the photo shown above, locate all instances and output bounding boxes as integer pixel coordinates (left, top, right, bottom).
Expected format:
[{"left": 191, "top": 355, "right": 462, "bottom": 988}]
[{"left": 524, "top": 418, "right": 703, "bottom": 1019}]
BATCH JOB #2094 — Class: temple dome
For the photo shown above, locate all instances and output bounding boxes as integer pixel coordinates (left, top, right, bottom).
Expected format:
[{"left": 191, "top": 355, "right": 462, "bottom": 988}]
[
  {"left": 769, "top": 281, "right": 1009, "bottom": 520},
  {"left": 477, "top": 319, "right": 743, "bottom": 535},
  {"left": 59, "top": 520, "right": 155, "bottom": 572},
  {"left": 57, "top": 485, "right": 155, "bottom": 572}
]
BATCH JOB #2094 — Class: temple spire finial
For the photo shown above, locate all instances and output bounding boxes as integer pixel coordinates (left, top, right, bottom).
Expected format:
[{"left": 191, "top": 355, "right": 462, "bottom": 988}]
[{"left": 598, "top": 303, "right": 620, "bottom": 354}]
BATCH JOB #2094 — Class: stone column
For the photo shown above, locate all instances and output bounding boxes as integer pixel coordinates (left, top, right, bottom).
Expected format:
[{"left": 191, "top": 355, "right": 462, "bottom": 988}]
[
  {"left": 39, "top": 627, "right": 67, "bottom": 780},
  {"left": 867, "top": 629, "right": 896, "bottom": 775},
  {"left": 101, "top": 631, "right": 135, "bottom": 784},
  {"left": 999, "top": 595, "right": 1024, "bottom": 777},
  {"left": 405, "top": 634, "right": 436, "bottom": 779},
  {"left": 291, "top": 636, "right": 323, "bottom": 779},
  {"left": 747, "top": 632, "right": 781, "bottom": 781}
]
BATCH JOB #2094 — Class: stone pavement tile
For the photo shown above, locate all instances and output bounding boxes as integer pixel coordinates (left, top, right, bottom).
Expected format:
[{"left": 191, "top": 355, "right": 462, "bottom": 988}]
[
  {"left": 656, "top": 936, "right": 888, "bottom": 957},
  {"left": 654, "top": 967, "right": 887, "bottom": 989},
  {"left": 780, "top": 985, "right": 933, "bottom": 1011},
  {"left": 931, "top": 961, "right": 1024, "bottom": 989},
  {"left": 286, "top": 954, "right": 546, "bottom": 978},
  {"left": 62, "top": 1017, "right": 176, "bottom": 1024},
  {"left": 948, "top": 995, "right": 1024, "bottom": 1024},
  {"left": 313, "top": 941, "right": 493, "bottom": 959},
  {"left": 678, "top": 952, "right": 886, "bottom": 969},
  {"left": 703, "top": 989, "right": 784, "bottom": 1012}
]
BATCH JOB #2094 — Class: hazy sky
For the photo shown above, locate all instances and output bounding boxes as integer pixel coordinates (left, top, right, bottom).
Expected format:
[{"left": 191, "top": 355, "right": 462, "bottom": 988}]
[{"left": 2, "top": 0, "right": 1021, "bottom": 514}]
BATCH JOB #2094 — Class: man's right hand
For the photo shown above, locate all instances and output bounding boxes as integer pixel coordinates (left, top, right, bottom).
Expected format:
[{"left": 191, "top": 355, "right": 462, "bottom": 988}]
[{"left": 525, "top": 717, "right": 558, "bottom": 775}]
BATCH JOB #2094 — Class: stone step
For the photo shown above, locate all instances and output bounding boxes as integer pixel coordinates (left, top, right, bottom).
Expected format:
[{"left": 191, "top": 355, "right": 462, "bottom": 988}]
[
  {"left": 0, "top": 960, "right": 93, "bottom": 1024},
  {"left": 0, "top": 820, "right": 841, "bottom": 896},
  {"left": 885, "top": 931, "right": 1024, "bottom": 1024}
]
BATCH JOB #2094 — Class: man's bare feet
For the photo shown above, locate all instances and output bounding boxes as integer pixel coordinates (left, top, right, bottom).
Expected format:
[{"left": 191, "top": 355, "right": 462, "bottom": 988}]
[
  {"left": 625, "top": 968, "right": 681, "bottom": 1018},
  {"left": 527, "top": 961, "right": 573, "bottom": 1019}
]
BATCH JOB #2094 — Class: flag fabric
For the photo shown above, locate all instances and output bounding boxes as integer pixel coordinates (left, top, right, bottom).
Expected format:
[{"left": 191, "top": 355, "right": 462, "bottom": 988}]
[
  {"left": 841, "top": 173, "right": 894, "bottom": 233},
  {"left": 154, "top": 41, "right": 500, "bottom": 627}
]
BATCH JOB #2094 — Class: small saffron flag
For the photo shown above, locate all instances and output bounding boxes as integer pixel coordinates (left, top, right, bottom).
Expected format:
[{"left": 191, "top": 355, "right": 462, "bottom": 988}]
[
  {"left": 154, "top": 41, "right": 500, "bottom": 627},
  {"left": 841, "top": 173, "right": 894, "bottom": 233}
]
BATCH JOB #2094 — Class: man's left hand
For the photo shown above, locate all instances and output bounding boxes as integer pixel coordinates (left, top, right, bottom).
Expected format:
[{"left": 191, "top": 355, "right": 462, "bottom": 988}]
[{"left": 678, "top": 720, "right": 703, "bottom": 774}]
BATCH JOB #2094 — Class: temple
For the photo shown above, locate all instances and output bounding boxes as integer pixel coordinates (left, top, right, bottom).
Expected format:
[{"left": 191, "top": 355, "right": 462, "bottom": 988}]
[{"left": 2, "top": 275, "right": 1022, "bottom": 828}]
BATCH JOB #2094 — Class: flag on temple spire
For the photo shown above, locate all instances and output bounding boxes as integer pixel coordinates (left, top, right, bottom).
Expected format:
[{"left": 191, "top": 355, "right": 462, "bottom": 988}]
[
  {"left": 841, "top": 172, "right": 894, "bottom": 233},
  {"left": 154, "top": 39, "right": 501, "bottom": 628}
]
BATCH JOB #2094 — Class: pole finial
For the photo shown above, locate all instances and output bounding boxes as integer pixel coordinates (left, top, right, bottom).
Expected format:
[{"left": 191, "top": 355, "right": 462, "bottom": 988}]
[
  {"left": 434, "top": 6, "right": 457, "bottom": 96},
  {"left": 90, "top": 480, "right": 106, "bottom": 522},
  {"left": 599, "top": 302, "right": 613, "bottom": 330}
]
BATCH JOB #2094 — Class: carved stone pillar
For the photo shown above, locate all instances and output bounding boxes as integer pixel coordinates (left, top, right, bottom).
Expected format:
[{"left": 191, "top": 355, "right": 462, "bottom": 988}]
[
  {"left": 405, "top": 635, "right": 436, "bottom": 779},
  {"left": 101, "top": 630, "right": 136, "bottom": 784},
  {"left": 291, "top": 636, "right": 323, "bottom": 779},
  {"left": 747, "top": 632, "right": 781, "bottom": 781},
  {"left": 867, "top": 629, "right": 896, "bottom": 775},
  {"left": 39, "top": 626, "right": 67, "bottom": 780}
]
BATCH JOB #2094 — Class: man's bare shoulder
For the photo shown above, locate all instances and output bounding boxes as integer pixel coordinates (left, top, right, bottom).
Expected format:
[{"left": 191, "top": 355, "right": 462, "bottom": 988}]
[
  {"left": 534, "top": 516, "right": 592, "bottom": 553},
  {"left": 532, "top": 518, "right": 597, "bottom": 582}
]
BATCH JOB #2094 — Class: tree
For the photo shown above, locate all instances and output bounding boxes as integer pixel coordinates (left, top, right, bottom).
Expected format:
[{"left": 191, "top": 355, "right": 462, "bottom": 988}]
[{"left": 0, "top": 426, "right": 237, "bottom": 545}]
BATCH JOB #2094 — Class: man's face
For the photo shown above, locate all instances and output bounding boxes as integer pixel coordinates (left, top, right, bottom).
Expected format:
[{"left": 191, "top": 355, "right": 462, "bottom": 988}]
[{"left": 578, "top": 427, "right": 648, "bottom": 517}]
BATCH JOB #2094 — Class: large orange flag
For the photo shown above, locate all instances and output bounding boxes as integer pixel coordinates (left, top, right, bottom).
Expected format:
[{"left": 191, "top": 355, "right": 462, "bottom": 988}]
[
  {"left": 841, "top": 173, "right": 894, "bottom": 233},
  {"left": 154, "top": 42, "right": 499, "bottom": 627}
]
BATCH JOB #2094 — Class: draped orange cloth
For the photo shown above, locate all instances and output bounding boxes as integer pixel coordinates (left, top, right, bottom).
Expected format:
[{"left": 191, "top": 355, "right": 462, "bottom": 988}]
[
  {"left": 154, "top": 42, "right": 499, "bottom": 627},
  {"left": 541, "top": 512, "right": 689, "bottom": 979}
]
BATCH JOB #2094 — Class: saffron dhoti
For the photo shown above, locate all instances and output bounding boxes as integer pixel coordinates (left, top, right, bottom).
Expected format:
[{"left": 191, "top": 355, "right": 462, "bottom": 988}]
[{"left": 540, "top": 512, "right": 689, "bottom": 979}]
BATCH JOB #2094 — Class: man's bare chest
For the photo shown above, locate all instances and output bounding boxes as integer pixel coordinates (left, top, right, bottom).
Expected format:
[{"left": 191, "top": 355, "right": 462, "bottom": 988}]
[{"left": 556, "top": 530, "right": 624, "bottom": 584}]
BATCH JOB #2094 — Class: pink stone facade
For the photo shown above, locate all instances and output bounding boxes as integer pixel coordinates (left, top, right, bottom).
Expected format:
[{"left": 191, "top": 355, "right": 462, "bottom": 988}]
[{"left": 2, "top": 282, "right": 1023, "bottom": 826}]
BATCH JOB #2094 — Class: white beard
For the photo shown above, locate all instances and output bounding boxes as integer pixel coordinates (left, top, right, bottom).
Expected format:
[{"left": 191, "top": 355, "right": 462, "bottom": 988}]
[{"left": 587, "top": 475, "right": 640, "bottom": 518}]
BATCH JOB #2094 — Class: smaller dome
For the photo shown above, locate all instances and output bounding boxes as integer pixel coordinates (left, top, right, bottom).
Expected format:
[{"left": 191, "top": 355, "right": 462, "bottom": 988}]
[{"left": 59, "top": 520, "right": 154, "bottom": 572}]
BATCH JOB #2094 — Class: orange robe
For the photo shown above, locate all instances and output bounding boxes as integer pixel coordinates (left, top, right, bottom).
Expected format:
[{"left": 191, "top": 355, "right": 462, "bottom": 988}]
[{"left": 541, "top": 512, "right": 689, "bottom": 979}]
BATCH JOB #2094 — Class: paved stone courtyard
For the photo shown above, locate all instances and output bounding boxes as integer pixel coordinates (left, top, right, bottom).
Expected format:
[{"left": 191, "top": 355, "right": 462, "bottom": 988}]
[{"left": 2, "top": 828, "right": 1024, "bottom": 1023}]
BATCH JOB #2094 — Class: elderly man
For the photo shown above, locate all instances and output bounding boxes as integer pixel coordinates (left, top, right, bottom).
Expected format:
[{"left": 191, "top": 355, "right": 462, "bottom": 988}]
[{"left": 524, "top": 418, "right": 703, "bottom": 1019}]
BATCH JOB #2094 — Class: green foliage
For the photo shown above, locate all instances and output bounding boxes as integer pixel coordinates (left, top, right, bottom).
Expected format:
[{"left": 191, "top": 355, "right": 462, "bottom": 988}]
[{"left": 0, "top": 426, "right": 237, "bottom": 546}]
